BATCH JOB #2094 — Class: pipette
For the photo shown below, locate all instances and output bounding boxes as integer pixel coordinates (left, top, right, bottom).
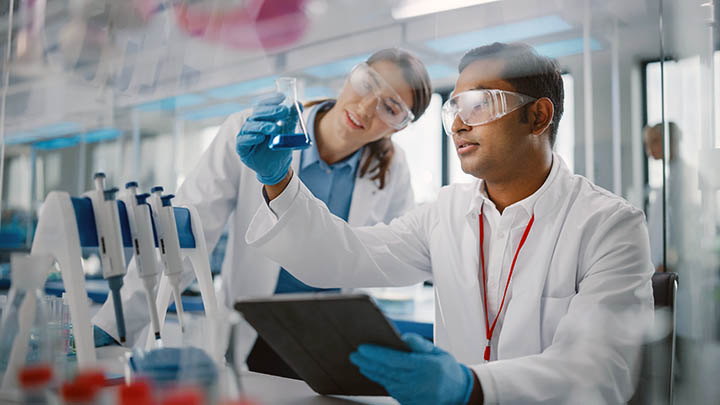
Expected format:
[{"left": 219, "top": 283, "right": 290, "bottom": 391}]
[
  {"left": 121, "top": 182, "right": 163, "bottom": 343},
  {"left": 88, "top": 173, "right": 128, "bottom": 344},
  {"left": 149, "top": 186, "right": 186, "bottom": 333}
]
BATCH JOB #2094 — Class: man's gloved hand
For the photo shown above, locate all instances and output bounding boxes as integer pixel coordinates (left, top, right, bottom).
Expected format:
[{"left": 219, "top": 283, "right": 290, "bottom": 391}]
[
  {"left": 350, "top": 333, "right": 474, "bottom": 405},
  {"left": 236, "top": 92, "right": 295, "bottom": 185}
]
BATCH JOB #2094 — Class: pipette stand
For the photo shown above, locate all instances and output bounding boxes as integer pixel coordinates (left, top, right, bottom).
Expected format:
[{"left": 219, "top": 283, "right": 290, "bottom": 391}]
[{"left": 30, "top": 191, "right": 97, "bottom": 366}]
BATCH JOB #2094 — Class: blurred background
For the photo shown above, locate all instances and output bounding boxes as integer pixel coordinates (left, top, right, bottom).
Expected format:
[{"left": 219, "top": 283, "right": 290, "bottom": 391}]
[{"left": 0, "top": 0, "right": 717, "bottom": 402}]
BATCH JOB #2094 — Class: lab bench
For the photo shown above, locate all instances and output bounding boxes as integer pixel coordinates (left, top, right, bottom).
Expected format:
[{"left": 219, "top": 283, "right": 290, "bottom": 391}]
[
  {"left": 238, "top": 371, "right": 398, "bottom": 404},
  {"left": 100, "top": 344, "right": 399, "bottom": 404},
  {"left": 0, "top": 279, "right": 435, "bottom": 340}
]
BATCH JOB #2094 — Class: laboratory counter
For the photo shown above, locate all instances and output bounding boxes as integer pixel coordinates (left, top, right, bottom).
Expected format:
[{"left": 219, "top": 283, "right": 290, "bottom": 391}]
[{"left": 239, "top": 371, "right": 398, "bottom": 404}]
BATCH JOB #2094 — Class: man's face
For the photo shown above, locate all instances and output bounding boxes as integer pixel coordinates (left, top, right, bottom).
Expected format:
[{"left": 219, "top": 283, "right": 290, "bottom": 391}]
[
  {"left": 645, "top": 128, "right": 663, "bottom": 160},
  {"left": 450, "top": 59, "right": 534, "bottom": 181}
]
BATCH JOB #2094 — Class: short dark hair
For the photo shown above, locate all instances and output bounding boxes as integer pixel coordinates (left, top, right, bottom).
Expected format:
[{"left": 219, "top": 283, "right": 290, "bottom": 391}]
[{"left": 458, "top": 42, "right": 565, "bottom": 147}]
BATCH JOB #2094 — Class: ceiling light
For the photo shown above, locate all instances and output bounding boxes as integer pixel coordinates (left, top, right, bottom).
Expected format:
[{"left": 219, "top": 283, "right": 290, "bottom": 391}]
[{"left": 392, "top": 0, "right": 502, "bottom": 20}]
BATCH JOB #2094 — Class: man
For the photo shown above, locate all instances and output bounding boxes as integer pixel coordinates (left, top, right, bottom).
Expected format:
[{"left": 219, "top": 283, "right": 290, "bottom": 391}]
[
  {"left": 643, "top": 122, "right": 683, "bottom": 272},
  {"left": 236, "top": 42, "right": 654, "bottom": 404}
]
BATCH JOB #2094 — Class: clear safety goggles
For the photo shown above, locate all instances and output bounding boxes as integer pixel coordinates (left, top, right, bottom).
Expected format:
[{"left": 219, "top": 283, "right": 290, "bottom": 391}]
[
  {"left": 442, "top": 89, "right": 537, "bottom": 136},
  {"left": 348, "top": 62, "right": 415, "bottom": 130}
]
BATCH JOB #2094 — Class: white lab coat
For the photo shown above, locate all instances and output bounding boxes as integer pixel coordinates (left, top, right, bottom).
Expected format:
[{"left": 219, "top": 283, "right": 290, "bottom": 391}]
[
  {"left": 92, "top": 106, "right": 416, "bottom": 360},
  {"left": 245, "top": 155, "right": 655, "bottom": 404}
]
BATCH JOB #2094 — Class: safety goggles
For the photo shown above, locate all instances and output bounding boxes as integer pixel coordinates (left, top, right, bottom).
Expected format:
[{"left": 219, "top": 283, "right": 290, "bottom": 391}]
[
  {"left": 348, "top": 62, "right": 415, "bottom": 130},
  {"left": 441, "top": 89, "right": 537, "bottom": 136}
]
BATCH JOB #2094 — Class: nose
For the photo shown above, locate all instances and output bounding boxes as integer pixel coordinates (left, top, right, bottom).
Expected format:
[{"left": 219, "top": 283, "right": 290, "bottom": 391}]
[
  {"left": 357, "top": 96, "right": 378, "bottom": 119},
  {"left": 451, "top": 113, "right": 471, "bottom": 135}
]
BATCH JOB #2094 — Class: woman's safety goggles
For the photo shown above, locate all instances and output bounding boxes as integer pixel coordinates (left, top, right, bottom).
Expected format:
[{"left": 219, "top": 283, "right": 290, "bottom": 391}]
[
  {"left": 441, "top": 89, "right": 537, "bottom": 136},
  {"left": 348, "top": 62, "right": 415, "bottom": 130}
]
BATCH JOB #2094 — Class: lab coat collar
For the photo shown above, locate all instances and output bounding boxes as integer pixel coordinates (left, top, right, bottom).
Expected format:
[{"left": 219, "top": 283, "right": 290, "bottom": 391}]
[
  {"left": 465, "top": 153, "right": 562, "bottom": 221},
  {"left": 298, "top": 101, "right": 363, "bottom": 175},
  {"left": 291, "top": 104, "right": 322, "bottom": 174},
  {"left": 300, "top": 101, "right": 332, "bottom": 171}
]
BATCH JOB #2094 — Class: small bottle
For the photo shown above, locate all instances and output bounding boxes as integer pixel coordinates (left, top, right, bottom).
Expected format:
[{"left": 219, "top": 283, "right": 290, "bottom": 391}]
[
  {"left": 73, "top": 370, "right": 107, "bottom": 404},
  {"left": 18, "top": 363, "right": 53, "bottom": 405},
  {"left": 60, "top": 380, "right": 99, "bottom": 405},
  {"left": 73, "top": 369, "right": 105, "bottom": 389},
  {"left": 61, "top": 293, "right": 75, "bottom": 357},
  {"left": 0, "top": 254, "right": 54, "bottom": 389}
]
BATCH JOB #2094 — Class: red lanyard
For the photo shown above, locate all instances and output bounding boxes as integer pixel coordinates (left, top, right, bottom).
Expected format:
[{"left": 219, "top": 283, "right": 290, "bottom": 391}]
[{"left": 479, "top": 205, "right": 535, "bottom": 361}]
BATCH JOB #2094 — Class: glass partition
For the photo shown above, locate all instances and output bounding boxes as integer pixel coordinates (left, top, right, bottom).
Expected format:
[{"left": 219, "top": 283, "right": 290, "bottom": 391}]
[
  {"left": 659, "top": 0, "right": 720, "bottom": 403},
  {"left": 5, "top": 1, "right": 713, "bottom": 401}
]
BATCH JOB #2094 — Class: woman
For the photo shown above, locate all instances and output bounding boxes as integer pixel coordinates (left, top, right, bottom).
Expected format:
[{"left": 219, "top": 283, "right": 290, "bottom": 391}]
[{"left": 92, "top": 48, "right": 432, "bottom": 373}]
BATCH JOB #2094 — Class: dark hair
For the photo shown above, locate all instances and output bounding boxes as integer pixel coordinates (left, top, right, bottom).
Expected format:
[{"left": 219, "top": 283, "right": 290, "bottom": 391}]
[
  {"left": 359, "top": 48, "right": 432, "bottom": 189},
  {"left": 458, "top": 42, "right": 564, "bottom": 147}
]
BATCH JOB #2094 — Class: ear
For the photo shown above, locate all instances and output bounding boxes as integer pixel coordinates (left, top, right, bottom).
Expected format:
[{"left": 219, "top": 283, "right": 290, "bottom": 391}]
[
  {"left": 389, "top": 126, "right": 405, "bottom": 136},
  {"left": 383, "top": 126, "right": 400, "bottom": 138},
  {"left": 529, "top": 98, "right": 554, "bottom": 136}
]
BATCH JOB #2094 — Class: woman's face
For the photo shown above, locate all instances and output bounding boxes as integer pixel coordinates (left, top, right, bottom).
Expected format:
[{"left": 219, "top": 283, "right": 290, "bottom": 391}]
[{"left": 325, "top": 60, "right": 415, "bottom": 148}]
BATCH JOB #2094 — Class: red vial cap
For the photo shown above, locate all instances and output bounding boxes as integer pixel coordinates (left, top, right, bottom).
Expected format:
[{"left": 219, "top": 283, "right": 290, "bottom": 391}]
[
  {"left": 119, "top": 379, "right": 154, "bottom": 405},
  {"left": 61, "top": 381, "right": 98, "bottom": 402},
  {"left": 18, "top": 364, "right": 53, "bottom": 388},
  {"left": 74, "top": 369, "right": 106, "bottom": 388}
]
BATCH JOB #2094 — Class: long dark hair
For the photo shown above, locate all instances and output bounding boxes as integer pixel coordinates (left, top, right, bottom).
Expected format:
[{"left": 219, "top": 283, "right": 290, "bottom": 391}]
[
  {"left": 305, "top": 48, "right": 432, "bottom": 189},
  {"left": 359, "top": 48, "right": 432, "bottom": 189}
]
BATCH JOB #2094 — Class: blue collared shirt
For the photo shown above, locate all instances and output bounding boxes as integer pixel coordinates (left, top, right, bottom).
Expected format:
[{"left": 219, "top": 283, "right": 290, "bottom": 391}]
[{"left": 275, "top": 100, "right": 363, "bottom": 293}]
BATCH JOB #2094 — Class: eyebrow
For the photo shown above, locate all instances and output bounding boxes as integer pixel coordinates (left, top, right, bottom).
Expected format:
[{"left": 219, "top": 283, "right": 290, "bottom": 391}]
[
  {"left": 368, "top": 73, "right": 382, "bottom": 89},
  {"left": 370, "top": 73, "right": 405, "bottom": 109},
  {"left": 386, "top": 97, "right": 403, "bottom": 109},
  {"left": 449, "top": 85, "right": 489, "bottom": 98}
]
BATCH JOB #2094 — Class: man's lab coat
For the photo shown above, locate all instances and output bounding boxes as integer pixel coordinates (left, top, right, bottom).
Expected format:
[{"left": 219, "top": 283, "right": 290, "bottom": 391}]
[{"left": 245, "top": 155, "right": 654, "bottom": 404}]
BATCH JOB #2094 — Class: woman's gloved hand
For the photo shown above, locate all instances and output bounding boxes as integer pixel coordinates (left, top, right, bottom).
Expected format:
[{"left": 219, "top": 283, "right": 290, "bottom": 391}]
[
  {"left": 236, "top": 92, "right": 295, "bottom": 185},
  {"left": 350, "top": 333, "right": 475, "bottom": 405}
]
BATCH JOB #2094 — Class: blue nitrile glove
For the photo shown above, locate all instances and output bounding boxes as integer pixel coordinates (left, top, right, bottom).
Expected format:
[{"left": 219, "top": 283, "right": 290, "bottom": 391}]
[
  {"left": 93, "top": 325, "right": 119, "bottom": 347},
  {"left": 236, "top": 92, "right": 296, "bottom": 185},
  {"left": 350, "top": 333, "right": 474, "bottom": 405}
]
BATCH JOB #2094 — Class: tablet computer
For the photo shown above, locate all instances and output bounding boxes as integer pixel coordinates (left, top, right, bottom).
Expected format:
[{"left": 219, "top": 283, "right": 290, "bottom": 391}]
[{"left": 234, "top": 293, "right": 410, "bottom": 396}]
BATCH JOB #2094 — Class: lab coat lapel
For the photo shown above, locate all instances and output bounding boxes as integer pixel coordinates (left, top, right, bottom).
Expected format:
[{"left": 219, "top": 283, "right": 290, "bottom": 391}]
[
  {"left": 289, "top": 108, "right": 314, "bottom": 173},
  {"left": 291, "top": 150, "right": 301, "bottom": 174},
  {"left": 462, "top": 182, "right": 544, "bottom": 361},
  {"left": 347, "top": 150, "right": 378, "bottom": 227},
  {"left": 497, "top": 158, "right": 572, "bottom": 359},
  {"left": 496, "top": 218, "right": 547, "bottom": 359}
]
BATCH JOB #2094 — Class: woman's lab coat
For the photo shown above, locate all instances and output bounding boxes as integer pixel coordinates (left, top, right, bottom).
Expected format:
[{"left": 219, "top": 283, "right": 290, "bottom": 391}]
[
  {"left": 92, "top": 107, "right": 415, "bottom": 359},
  {"left": 245, "top": 156, "right": 655, "bottom": 404}
]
